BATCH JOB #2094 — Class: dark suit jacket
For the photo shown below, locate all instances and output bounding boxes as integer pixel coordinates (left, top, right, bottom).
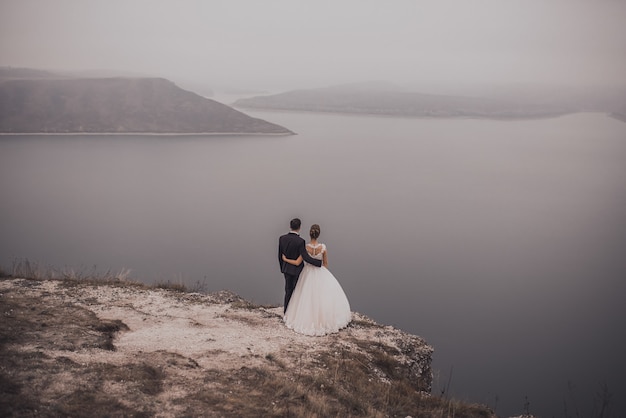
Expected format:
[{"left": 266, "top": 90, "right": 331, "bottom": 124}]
[{"left": 278, "top": 232, "right": 322, "bottom": 275}]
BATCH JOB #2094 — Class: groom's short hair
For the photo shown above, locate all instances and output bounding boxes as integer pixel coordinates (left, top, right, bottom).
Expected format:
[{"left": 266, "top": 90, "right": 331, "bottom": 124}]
[{"left": 290, "top": 218, "right": 301, "bottom": 231}]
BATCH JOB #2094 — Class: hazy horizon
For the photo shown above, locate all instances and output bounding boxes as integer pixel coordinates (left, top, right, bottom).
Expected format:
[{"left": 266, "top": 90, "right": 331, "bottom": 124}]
[{"left": 1, "top": 0, "right": 626, "bottom": 93}]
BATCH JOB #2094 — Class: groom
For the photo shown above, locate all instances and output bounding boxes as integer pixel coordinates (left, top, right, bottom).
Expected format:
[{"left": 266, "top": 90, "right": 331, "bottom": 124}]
[{"left": 278, "top": 218, "right": 322, "bottom": 313}]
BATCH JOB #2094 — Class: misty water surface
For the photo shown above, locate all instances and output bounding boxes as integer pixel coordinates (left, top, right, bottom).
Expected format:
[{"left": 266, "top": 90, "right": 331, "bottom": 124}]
[{"left": 1, "top": 111, "right": 625, "bottom": 417}]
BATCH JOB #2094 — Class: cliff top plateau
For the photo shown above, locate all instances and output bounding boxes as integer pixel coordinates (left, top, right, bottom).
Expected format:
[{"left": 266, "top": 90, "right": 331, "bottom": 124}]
[{"left": 0, "top": 276, "right": 498, "bottom": 417}]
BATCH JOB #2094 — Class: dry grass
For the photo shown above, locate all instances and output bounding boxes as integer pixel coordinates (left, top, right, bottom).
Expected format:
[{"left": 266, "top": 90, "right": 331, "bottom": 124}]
[
  {"left": 7, "top": 258, "right": 209, "bottom": 295},
  {"left": 10, "top": 258, "right": 134, "bottom": 283},
  {"left": 154, "top": 280, "right": 188, "bottom": 292},
  {"left": 177, "top": 350, "right": 494, "bottom": 418}
]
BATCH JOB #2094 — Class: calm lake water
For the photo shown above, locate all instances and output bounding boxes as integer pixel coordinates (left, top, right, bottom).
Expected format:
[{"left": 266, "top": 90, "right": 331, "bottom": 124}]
[{"left": 1, "top": 111, "right": 625, "bottom": 417}]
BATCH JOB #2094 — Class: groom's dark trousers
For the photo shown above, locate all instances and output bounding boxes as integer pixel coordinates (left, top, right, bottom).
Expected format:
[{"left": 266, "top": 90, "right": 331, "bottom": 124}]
[{"left": 278, "top": 231, "right": 322, "bottom": 313}]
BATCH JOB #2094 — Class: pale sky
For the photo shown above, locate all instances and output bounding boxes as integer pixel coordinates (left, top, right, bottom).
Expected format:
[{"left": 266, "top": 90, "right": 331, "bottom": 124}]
[{"left": 1, "top": 0, "right": 625, "bottom": 91}]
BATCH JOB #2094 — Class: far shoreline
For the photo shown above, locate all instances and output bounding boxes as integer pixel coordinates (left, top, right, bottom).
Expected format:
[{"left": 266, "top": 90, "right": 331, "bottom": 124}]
[
  {"left": 239, "top": 107, "right": 624, "bottom": 123},
  {"left": 0, "top": 131, "right": 295, "bottom": 137}
]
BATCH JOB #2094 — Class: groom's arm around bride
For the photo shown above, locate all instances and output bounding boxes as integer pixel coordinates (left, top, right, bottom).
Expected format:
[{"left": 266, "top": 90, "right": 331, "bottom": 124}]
[
  {"left": 278, "top": 218, "right": 322, "bottom": 313},
  {"left": 278, "top": 230, "right": 322, "bottom": 274}
]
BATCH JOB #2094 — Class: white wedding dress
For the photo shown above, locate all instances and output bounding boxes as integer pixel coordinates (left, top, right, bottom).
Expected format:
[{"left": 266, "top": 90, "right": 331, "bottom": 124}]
[{"left": 284, "top": 243, "right": 351, "bottom": 336}]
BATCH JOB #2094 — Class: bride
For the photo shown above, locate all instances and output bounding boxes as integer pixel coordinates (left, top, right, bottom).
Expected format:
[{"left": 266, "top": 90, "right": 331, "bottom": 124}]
[{"left": 281, "top": 224, "right": 351, "bottom": 336}]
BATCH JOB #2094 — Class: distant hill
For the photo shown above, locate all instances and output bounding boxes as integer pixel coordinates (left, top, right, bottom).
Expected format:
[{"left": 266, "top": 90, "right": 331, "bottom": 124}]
[
  {"left": 0, "top": 67, "right": 66, "bottom": 80},
  {"left": 0, "top": 70, "right": 291, "bottom": 134},
  {"left": 234, "top": 81, "right": 626, "bottom": 122}
]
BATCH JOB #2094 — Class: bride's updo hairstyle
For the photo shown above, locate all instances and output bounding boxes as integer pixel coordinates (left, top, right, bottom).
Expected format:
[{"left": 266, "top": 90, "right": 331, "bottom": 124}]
[{"left": 310, "top": 224, "right": 321, "bottom": 240}]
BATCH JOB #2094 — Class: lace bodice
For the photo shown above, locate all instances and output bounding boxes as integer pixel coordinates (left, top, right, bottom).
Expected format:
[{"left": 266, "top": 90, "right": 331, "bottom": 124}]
[{"left": 306, "top": 243, "right": 326, "bottom": 260}]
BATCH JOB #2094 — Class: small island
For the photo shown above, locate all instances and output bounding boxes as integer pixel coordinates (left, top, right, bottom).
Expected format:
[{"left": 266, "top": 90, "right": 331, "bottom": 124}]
[{"left": 0, "top": 68, "right": 293, "bottom": 135}]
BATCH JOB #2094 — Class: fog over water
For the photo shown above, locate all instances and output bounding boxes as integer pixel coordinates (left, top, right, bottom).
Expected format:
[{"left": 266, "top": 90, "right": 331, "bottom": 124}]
[
  {"left": 2, "top": 0, "right": 626, "bottom": 90},
  {"left": 1, "top": 111, "right": 626, "bottom": 417}
]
